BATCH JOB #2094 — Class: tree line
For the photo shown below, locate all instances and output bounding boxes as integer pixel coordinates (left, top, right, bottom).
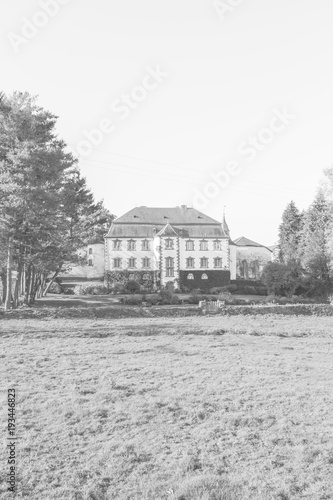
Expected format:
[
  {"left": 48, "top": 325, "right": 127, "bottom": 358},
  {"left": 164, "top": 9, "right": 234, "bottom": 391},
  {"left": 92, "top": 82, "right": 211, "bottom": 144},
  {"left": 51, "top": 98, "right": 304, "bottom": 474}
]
[
  {"left": 0, "top": 91, "right": 114, "bottom": 310},
  {"left": 262, "top": 169, "right": 333, "bottom": 299}
]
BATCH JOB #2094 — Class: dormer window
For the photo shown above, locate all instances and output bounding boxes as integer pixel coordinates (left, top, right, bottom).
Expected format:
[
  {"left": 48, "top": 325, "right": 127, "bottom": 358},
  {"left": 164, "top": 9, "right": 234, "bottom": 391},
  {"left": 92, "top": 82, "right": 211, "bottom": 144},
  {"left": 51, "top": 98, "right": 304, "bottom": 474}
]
[{"left": 165, "top": 239, "right": 174, "bottom": 250}]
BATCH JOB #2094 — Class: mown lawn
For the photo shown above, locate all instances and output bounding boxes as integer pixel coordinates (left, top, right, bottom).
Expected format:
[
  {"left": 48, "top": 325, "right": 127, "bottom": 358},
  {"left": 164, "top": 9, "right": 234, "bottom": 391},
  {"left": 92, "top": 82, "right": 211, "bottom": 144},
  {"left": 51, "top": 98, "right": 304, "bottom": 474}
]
[{"left": 1, "top": 315, "right": 333, "bottom": 499}]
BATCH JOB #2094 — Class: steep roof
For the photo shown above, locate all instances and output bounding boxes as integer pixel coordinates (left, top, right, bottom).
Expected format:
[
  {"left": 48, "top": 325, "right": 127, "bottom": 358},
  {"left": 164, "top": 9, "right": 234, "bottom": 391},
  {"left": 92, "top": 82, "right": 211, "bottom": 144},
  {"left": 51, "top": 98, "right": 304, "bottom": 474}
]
[
  {"left": 234, "top": 236, "right": 272, "bottom": 251},
  {"left": 106, "top": 206, "right": 229, "bottom": 238},
  {"left": 111, "top": 206, "right": 221, "bottom": 225},
  {"left": 222, "top": 214, "right": 230, "bottom": 237}
]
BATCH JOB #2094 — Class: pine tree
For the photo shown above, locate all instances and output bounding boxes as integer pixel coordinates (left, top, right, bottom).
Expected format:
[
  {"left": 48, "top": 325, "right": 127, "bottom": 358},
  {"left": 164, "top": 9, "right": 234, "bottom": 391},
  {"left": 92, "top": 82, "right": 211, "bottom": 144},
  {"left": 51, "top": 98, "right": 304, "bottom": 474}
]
[
  {"left": 278, "top": 201, "right": 303, "bottom": 264},
  {"left": 0, "top": 91, "right": 115, "bottom": 307},
  {"left": 300, "top": 190, "right": 332, "bottom": 297}
]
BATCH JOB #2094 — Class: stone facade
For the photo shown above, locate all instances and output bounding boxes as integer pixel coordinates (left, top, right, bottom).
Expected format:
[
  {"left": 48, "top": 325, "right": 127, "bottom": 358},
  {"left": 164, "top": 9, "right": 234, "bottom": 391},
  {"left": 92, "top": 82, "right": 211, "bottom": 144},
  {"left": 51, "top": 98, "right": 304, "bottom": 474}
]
[
  {"left": 234, "top": 237, "right": 272, "bottom": 280},
  {"left": 105, "top": 206, "right": 236, "bottom": 290}
]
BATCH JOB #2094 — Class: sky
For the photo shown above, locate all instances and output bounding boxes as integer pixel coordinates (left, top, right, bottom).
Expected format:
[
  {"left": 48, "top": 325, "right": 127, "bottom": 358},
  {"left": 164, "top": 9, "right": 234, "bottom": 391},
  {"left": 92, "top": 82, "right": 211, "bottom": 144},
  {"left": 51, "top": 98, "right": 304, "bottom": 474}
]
[{"left": 1, "top": 0, "right": 333, "bottom": 245}]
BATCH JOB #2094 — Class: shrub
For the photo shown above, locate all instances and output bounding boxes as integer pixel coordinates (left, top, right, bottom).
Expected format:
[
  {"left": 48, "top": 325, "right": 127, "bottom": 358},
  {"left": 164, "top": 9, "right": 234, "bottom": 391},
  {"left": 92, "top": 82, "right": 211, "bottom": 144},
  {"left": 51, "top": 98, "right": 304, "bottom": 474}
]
[
  {"left": 243, "top": 285, "right": 257, "bottom": 295},
  {"left": 48, "top": 282, "right": 62, "bottom": 294},
  {"left": 209, "top": 286, "right": 229, "bottom": 295},
  {"left": 74, "top": 285, "right": 87, "bottom": 295},
  {"left": 122, "top": 294, "right": 143, "bottom": 305},
  {"left": 170, "top": 295, "right": 181, "bottom": 305},
  {"left": 125, "top": 280, "right": 141, "bottom": 294},
  {"left": 228, "top": 284, "right": 238, "bottom": 293},
  {"left": 190, "top": 288, "right": 204, "bottom": 295},
  {"left": 145, "top": 294, "right": 160, "bottom": 305},
  {"left": 85, "top": 285, "right": 110, "bottom": 295},
  {"left": 140, "top": 285, "right": 154, "bottom": 294},
  {"left": 111, "top": 283, "right": 126, "bottom": 294},
  {"left": 262, "top": 261, "right": 303, "bottom": 297},
  {"left": 62, "top": 287, "right": 74, "bottom": 295},
  {"left": 187, "top": 295, "right": 201, "bottom": 304},
  {"left": 158, "top": 290, "right": 173, "bottom": 305}
]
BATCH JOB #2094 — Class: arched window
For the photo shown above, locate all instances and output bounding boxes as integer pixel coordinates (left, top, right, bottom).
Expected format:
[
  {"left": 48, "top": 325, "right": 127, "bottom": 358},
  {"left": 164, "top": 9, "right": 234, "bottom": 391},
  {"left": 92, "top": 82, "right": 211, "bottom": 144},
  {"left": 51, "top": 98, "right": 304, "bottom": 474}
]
[
  {"left": 201, "top": 273, "right": 208, "bottom": 280},
  {"left": 187, "top": 273, "right": 194, "bottom": 280}
]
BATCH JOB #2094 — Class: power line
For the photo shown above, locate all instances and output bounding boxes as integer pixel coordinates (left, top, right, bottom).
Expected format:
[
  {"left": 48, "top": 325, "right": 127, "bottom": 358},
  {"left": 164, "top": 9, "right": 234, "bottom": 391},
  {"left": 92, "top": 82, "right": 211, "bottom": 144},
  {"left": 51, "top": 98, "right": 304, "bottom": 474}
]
[
  {"left": 73, "top": 145, "right": 316, "bottom": 196},
  {"left": 79, "top": 158, "right": 311, "bottom": 203}
]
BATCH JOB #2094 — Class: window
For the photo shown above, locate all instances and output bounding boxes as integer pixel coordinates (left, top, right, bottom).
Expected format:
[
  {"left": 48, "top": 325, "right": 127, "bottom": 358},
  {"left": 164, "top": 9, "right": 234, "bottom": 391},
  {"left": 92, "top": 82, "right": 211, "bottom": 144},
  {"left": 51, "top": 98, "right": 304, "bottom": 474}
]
[
  {"left": 142, "top": 239, "right": 150, "bottom": 251},
  {"left": 113, "top": 258, "right": 122, "bottom": 269},
  {"left": 127, "top": 240, "right": 136, "bottom": 251},
  {"left": 187, "top": 273, "right": 194, "bottom": 280},
  {"left": 185, "top": 240, "right": 194, "bottom": 251},
  {"left": 201, "top": 273, "right": 208, "bottom": 280},
  {"left": 88, "top": 247, "right": 93, "bottom": 255},
  {"left": 165, "top": 257, "right": 174, "bottom": 277},
  {"left": 142, "top": 257, "right": 151, "bottom": 269},
  {"left": 88, "top": 259, "right": 93, "bottom": 267},
  {"left": 214, "top": 257, "right": 222, "bottom": 268},
  {"left": 113, "top": 239, "right": 122, "bottom": 250},
  {"left": 199, "top": 240, "right": 208, "bottom": 251},
  {"left": 213, "top": 240, "right": 221, "bottom": 251},
  {"left": 200, "top": 257, "right": 209, "bottom": 268},
  {"left": 128, "top": 258, "right": 136, "bottom": 269},
  {"left": 165, "top": 239, "right": 174, "bottom": 250},
  {"left": 186, "top": 257, "right": 195, "bottom": 268}
]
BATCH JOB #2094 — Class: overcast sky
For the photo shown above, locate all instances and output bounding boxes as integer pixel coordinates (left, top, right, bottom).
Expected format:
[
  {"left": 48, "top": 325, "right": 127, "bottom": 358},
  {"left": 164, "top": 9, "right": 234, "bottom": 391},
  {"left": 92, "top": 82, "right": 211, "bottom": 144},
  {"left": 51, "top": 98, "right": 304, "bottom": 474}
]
[{"left": 2, "top": 0, "right": 333, "bottom": 244}]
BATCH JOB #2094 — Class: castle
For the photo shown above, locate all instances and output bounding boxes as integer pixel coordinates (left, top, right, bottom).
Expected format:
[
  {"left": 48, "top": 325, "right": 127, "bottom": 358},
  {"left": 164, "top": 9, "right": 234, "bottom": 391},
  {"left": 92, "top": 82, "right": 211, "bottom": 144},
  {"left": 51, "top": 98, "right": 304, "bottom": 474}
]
[{"left": 59, "top": 206, "right": 273, "bottom": 290}]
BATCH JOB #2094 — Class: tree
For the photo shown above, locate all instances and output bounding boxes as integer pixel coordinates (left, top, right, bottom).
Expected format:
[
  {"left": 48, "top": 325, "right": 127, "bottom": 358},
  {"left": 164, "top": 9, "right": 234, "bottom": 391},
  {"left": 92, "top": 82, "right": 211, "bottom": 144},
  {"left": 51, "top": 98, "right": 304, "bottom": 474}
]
[
  {"left": 299, "top": 191, "right": 333, "bottom": 298},
  {"left": 0, "top": 91, "right": 115, "bottom": 308},
  {"left": 278, "top": 201, "right": 303, "bottom": 264},
  {"left": 261, "top": 261, "right": 304, "bottom": 297}
]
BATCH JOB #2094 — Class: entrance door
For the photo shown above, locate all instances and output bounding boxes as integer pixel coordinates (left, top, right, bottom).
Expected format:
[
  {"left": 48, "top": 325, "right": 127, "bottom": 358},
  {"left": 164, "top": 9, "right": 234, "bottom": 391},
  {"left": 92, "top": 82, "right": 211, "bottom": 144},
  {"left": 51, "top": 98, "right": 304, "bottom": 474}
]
[{"left": 166, "top": 282, "right": 174, "bottom": 293}]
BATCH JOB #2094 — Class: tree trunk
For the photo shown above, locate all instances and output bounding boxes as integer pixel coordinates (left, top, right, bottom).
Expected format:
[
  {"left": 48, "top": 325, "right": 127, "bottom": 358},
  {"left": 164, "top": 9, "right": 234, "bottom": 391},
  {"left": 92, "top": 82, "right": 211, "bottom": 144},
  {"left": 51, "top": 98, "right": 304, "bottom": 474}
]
[
  {"left": 13, "top": 260, "right": 23, "bottom": 309},
  {"left": 4, "top": 237, "right": 13, "bottom": 312},
  {"left": 36, "top": 273, "right": 45, "bottom": 299},
  {"left": 24, "top": 264, "right": 32, "bottom": 305},
  {"left": 0, "top": 272, "right": 7, "bottom": 304},
  {"left": 42, "top": 269, "right": 60, "bottom": 297},
  {"left": 29, "top": 266, "right": 36, "bottom": 304}
]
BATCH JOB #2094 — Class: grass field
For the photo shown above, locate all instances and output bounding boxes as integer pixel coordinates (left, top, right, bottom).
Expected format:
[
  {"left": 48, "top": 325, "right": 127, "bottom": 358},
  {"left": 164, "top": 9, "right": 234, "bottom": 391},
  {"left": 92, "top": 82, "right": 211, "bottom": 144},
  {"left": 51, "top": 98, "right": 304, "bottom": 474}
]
[{"left": 1, "top": 314, "right": 333, "bottom": 499}]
